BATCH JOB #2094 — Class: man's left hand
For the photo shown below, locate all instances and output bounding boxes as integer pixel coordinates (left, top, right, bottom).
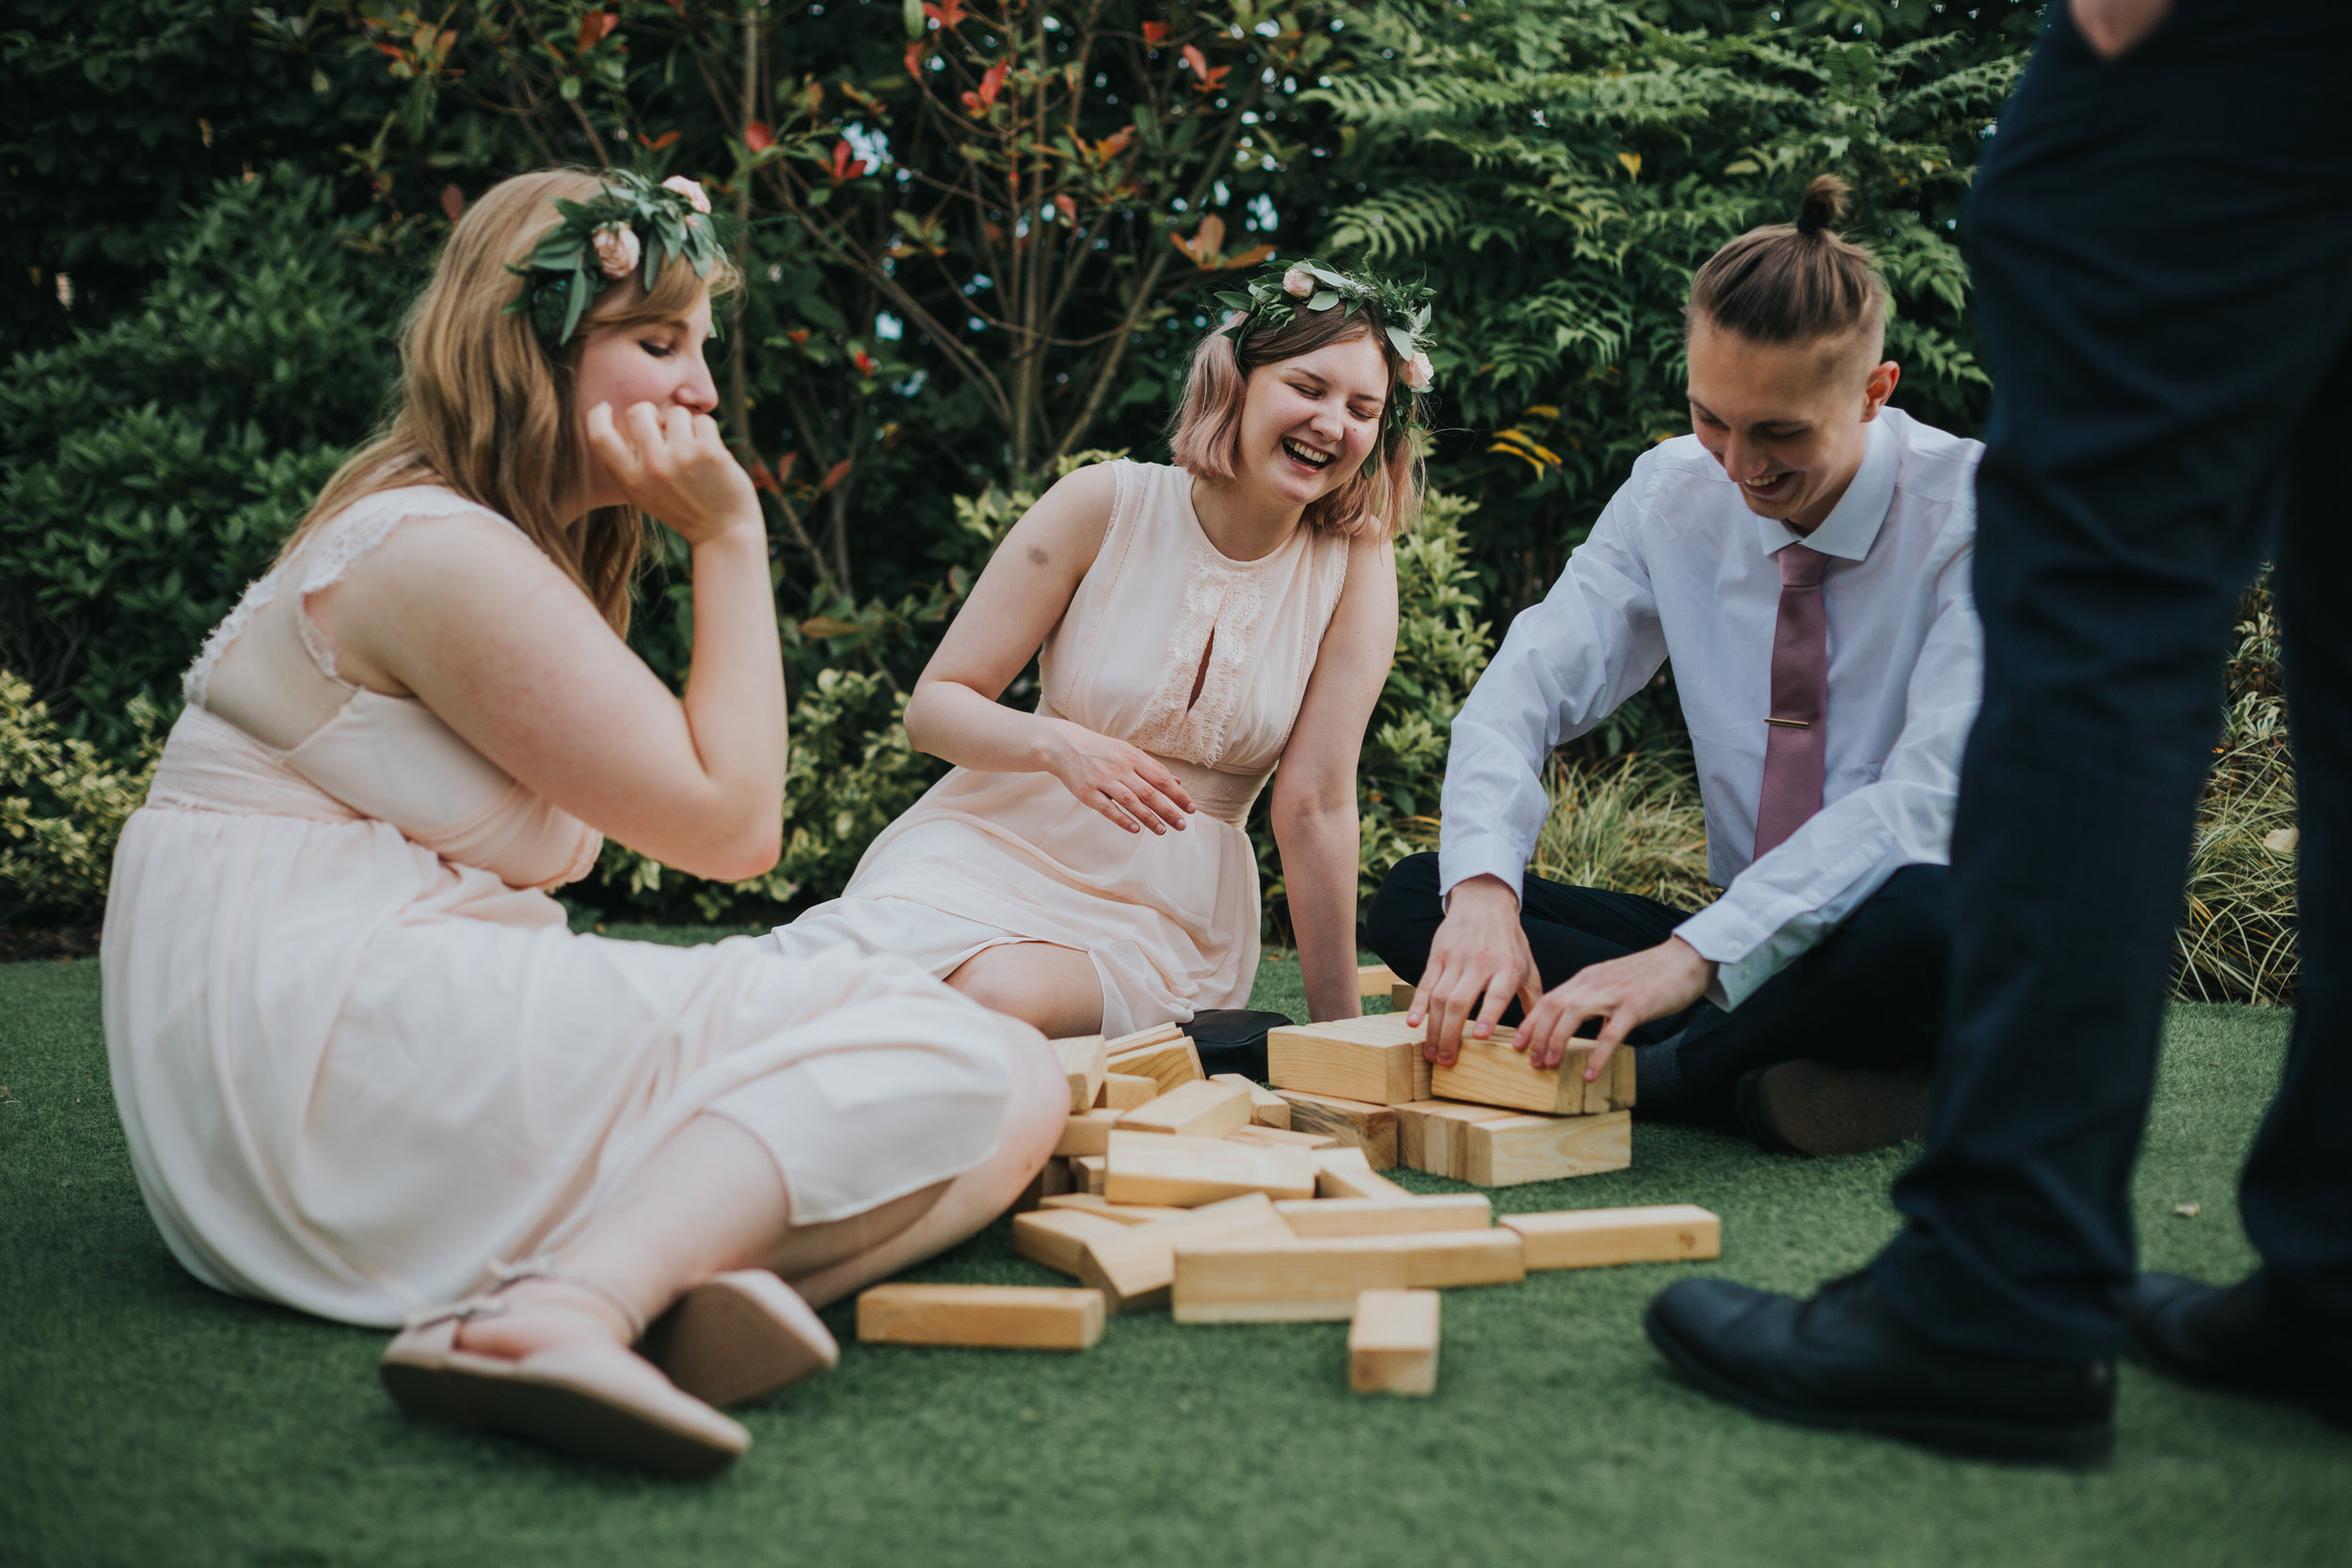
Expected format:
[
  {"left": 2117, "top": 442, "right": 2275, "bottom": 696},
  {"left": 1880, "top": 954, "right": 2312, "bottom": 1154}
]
[{"left": 1518, "top": 936, "right": 1718, "bottom": 1079}]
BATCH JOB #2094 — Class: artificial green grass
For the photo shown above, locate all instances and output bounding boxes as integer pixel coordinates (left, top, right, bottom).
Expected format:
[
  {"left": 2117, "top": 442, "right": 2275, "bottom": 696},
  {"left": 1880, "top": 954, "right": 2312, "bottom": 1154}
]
[{"left": 3, "top": 945, "right": 2346, "bottom": 1568}]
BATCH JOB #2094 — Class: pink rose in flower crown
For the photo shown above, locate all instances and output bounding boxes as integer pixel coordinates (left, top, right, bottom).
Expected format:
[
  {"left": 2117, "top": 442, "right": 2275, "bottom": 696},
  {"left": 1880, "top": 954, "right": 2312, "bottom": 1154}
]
[
  {"left": 592, "top": 222, "right": 642, "bottom": 280},
  {"left": 1403, "top": 350, "right": 1434, "bottom": 391},
  {"left": 661, "top": 175, "right": 713, "bottom": 214},
  {"left": 1281, "top": 266, "right": 1314, "bottom": 298}
]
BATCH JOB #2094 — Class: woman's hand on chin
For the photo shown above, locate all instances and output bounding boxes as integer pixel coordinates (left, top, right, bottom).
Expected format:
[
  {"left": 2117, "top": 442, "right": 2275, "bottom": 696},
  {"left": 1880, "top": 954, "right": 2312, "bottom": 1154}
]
[
  {"left": 585, "top": 401, "right": 759, "bottom": 546},
  {"left": 1041, "top": 721, "right": 1196, "bottom": 835}
]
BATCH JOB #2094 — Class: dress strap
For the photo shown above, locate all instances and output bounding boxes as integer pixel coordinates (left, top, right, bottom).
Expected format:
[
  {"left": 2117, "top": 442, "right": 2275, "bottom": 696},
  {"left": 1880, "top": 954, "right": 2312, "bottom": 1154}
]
[{"left": 289, "top": 486, "right": 521, "bottom": 685}]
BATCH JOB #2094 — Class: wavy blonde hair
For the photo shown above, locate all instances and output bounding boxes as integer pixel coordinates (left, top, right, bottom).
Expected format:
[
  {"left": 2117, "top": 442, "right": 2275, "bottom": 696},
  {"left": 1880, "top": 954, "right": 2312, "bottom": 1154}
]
[
  {"left": 1167, "top": 303, "right": 1424, "bottom": 542},
  {"left": 278, "top": 168, "right": 740, "bottom": 634}
]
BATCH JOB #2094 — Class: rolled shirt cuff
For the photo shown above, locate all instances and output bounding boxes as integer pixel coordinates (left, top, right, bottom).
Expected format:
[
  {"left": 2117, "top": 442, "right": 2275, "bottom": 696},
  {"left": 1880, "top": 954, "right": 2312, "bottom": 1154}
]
[
  {"left": 1436, "top": 833, "right": 1529, "bottom": 910},
  {"left": 1673, "top": 901, "right": 1784, "bottom": 1011}
]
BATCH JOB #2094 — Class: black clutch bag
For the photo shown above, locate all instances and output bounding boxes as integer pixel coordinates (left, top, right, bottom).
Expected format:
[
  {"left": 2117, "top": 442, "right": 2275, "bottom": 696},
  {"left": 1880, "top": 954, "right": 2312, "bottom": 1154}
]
[{"left": 1179, "top": 1009, "right": 1295, "bottom": 1082}]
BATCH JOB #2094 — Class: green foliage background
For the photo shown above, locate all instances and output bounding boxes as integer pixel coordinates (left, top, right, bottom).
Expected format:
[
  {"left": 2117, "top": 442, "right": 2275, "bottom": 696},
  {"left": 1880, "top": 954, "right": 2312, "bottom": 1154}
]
[{"left": 3, "top": 0, "right": 2066, "bottom": 938}]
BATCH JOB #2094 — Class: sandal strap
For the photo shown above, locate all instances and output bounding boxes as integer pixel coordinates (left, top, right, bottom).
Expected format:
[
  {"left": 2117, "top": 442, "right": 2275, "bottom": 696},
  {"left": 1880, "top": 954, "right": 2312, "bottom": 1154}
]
[{"left": 486, "top": 1259, "right": 648, "bottom": 1340}]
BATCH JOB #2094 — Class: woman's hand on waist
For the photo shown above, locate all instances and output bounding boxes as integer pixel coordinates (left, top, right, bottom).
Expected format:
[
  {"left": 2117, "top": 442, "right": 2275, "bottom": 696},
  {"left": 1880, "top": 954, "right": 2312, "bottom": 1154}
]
[{"left": 1040, "top": 719, "right": 1195, "bottom": 835}]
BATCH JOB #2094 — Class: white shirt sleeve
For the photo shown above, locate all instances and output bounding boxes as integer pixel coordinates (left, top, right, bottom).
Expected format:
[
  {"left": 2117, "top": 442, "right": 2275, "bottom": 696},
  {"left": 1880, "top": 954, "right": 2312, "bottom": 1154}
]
[
  {"left": 1437, "top": 470, "right": 1670, "bottom": 904},
  {"left": 1672, "top": 522, "right": 1982, "bottom": 1007}
]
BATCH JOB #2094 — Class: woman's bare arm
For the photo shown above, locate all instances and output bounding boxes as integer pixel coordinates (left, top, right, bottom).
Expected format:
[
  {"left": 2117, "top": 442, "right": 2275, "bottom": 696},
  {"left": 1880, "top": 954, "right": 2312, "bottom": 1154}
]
[{"left": 1270, "top": 531, "right": 1399, "bottom": 1022}]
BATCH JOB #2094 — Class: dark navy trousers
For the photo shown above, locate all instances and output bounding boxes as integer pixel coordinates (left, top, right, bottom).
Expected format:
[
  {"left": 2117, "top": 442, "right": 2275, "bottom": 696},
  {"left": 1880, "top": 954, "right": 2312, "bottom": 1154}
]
[{"left": 1872, "top": 0, "right": 2352, "bottom": 1361}]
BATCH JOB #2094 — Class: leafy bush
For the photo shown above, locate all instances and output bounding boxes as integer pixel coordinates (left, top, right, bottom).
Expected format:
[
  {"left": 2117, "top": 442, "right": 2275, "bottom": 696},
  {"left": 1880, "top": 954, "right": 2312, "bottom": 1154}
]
[
  {"left": 1530, "top": 747, "right": 1716, "bottom": 914},
  {"left": 2178, "top": 582, "right": 2296, "bottom": 1006},
  {"left": 0, "top": 671, "right": 164, "bottom": 922}
]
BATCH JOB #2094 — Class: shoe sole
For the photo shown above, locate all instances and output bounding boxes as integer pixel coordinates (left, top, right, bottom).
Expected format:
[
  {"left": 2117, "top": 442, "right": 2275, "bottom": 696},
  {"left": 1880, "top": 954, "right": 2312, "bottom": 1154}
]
[
  {"left": 641, "top": 1270, "right": 840, "bottom": 1407},
  {"left": 1644, "top": 1301, "right": 2115, "bottom": 1470},
  {"left": 380, "top": 1356, "right": 744, "bottom": 1479},
  {"left": 1757, "top": 1062, "right": 1931, "bottom": 1157}
]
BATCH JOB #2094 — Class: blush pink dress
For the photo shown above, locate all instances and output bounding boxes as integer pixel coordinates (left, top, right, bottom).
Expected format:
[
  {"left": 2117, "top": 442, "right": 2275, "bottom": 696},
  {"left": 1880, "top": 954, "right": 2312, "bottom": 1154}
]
[
  {"left": 102, "top": 484, "right": 1028, "bottom": 1329},
  {"left": 767, "top": 460, "right": 1351, "bottom": 1035}
]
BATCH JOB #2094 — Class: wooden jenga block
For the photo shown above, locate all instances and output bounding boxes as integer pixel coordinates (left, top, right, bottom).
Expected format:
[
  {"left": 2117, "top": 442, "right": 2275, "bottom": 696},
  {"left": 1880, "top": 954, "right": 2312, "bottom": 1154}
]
[
  {"left": 1099, "top": 1072, "right": 1161, "bottom": 1111},
  {"left": 1104, "top": 1131, "right": 1317, "bottom": 1207},
  {"left": 1048, "top": 1034, "right": 1109, "bottom": 1114},
  {"left": 1119, "top": 1079, "right": 1252, "bottom": 1140},
  {"left": 1038, "top": 1193, "right": 1191, "bottom": 1226},
  {"left": 1266, "top": 1014, "right": 1433, "bottom": 1105},
  {"left": 1107, "top": 1037, "right": 1205, "bottom": 1096},
  {"left": 1171, "top": 1228, "right": 1526, "bottom": 1323},
  {"left": 1278, "top": 1195, "right": 1492, "bottom": 1238},
  {"left": 1500, "top": 1204, "right": 1720, "bottom": 1270},
  {"left": 1226, "top": 1124, "right": 1340, "bottom": 1152},
  {"left": 1349, "top": 1289, "right": 1439, "bottom": 1396},
  {"left": 1314, "top": 1146, "right": 1416, "bottom": 1202},
  {"left": 1012, "top": 1208, "right": 1135, "bottom": 1277},
  {"left": 857, "top": 1284, "right": 1104, "bottom": 1350},
  {"left": 1076, "top": 1193, "right": 1291, "bottom": 1312},
  {"left": 1073, "top": 1155, "right": 1107, "bottom": 1195},
  {"left": 1210, "top": 1073, "right": 1291, "bottom": 1129},
  {"left": 1463, "top": 1110, "right": 1630, "bottom": 1187},
  {"left": 1053, "top": 1107, "right": 1125, "bottom": 1159},
  {"left": 1394, "top": 1101, "right": 1520, "bottom": 1180},
  {"left": 1015, "top": 1154, "right": 1075, "bottom": 1212},
  {"left": 1104, "top": 1021, "right": 1184, "bottom": 1054},
  {"left": 1275, "top": 1090, "right": 1400, "bottom": 1169},
  {"left": 1358, "top": 962, "right": 1401, "bottom": 998},
  {"left": 1391, "top": 982, "right": 1416, "bottom": 1012},
  {"left": 1430, "top": 1034, "right": 1635, "bottom": 1116}
]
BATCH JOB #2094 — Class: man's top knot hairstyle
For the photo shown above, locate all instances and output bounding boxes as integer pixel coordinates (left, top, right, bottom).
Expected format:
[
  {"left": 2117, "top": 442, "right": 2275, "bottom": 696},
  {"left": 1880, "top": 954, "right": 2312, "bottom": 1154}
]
[{"left": 1688, "top": 174, "right": 1886, "bottom": 349}]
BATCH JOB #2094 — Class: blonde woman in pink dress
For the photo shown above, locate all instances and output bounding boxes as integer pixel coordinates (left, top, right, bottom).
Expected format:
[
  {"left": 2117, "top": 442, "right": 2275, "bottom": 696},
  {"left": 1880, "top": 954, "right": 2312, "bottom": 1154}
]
[
  {"left": 100, "top": 169, "right": 1065, "bottom": 1477},
  {"left": 769, "top": 263, "right": 1435, "bottom": 1037}
]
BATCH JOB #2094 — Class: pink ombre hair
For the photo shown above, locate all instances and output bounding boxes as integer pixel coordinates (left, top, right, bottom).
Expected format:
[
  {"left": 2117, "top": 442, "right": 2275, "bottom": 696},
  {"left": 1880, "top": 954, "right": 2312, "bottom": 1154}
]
[{"left": 1166, "top": 304, "right": 1424, "bottom": 541}]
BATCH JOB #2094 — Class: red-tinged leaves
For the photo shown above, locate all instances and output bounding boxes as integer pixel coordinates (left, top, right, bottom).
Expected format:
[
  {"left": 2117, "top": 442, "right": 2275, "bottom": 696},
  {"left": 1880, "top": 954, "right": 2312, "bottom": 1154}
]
[
  {"left": 1224, "top": 243, "right": 1276, "bottom": 270},
  {"left": 831, "top": 139, "right": 867, "bottom": 182},
  {"left": 1181, "top": 44, "right": 1230, "bottom": 92},
  {"left": 1181, "top": 44, "right": 1208, "bottom": 76},
  {"left": 1096, "top": 124, "right": 1136, "bottom": 160},
  {"left": 904, "top": 41, "right": 928, "bottom": 78},
  {"left": 785, "top": 328, "right": 810, "bottom": 349},
  {"left": 636, "top": 129, "right": 682, "bottom": 150},
  {"left": 852, "top": 349, "right": 877, "bottom": 375},
  {"left": 576, "top": 8, "right": 617, "bottom": 54},
  {"left": 438, "top": 184, "right": 465, "bottom": 222},
  {"left": 1054, "top": 194, "right": 1078, "bottom": 225},
  {"left": 749, "top": 460, "right": 777, "bottom": 491},
  {"left": 960, "top": 59, "right": 1009, "bottom": 116},
  {"left": 1173, "top": 213, "right": 1227, "bottom": 268},
  {"left": 775, "top": 451, "right": 799, "bottom": 484},
  {"left": 745, "top": 121, "right": 773, "bottom": 152},
  {"left": 922, "top": 0, "right": 970, "bottom": 28},
  {"left": 1141, "top": 21, "right": 1167, "bottom": 43},
  {"left": 820, "top": 458, "right": 853, "bottom": 491}
]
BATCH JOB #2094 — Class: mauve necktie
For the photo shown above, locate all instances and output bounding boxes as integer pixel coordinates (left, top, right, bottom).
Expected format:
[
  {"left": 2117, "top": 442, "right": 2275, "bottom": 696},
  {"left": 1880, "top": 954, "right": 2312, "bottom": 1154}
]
[{"left": 1755, "top": 542, "right": 1829, "bottom": 859}]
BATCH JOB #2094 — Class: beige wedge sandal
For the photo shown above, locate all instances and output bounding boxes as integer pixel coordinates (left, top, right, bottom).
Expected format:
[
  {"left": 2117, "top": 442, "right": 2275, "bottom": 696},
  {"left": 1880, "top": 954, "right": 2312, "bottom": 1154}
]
[
  {"left": 380, "top": 1266, "right": 748, "bottom": 1478},
  {"left": 640, "top": 1269, "right": 840, "bottom": 1407}
]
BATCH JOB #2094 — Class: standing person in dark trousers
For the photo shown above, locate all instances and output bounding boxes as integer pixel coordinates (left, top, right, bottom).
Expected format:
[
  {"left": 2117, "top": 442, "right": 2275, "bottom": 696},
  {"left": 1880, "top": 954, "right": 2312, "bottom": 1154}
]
[
  {"left": 1645, "top": 0, "right": 2352, "bottom": 1468},
  {"left": 1367, "top": 180, "right": 1984, "bottom": 1157}
]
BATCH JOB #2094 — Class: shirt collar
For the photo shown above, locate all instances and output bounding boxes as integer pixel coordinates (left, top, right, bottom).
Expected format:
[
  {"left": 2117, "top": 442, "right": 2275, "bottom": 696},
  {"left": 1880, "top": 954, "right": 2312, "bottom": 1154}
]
[{"left": 1754, "top": 413, "right": 1899, "bottom": 563}]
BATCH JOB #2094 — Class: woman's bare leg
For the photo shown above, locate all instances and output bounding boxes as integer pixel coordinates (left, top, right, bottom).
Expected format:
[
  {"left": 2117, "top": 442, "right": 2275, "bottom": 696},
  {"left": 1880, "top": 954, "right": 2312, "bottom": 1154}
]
[
  {"left": 454, "top": 1023, "right": 1068, "bottom": 1360},
  {"left": 946, "top": 942, "right": 1104, "bottom": 1038}
]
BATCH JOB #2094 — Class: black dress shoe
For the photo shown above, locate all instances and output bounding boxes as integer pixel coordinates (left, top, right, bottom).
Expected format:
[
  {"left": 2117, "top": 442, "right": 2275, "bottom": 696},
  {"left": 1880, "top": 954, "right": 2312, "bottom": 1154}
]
[
  {"left": 1737, "top": 1061, "right": 1931, "bottom": 1156},
  {"left": 1645, "top": 1273, "right": 2116, "bottom": 1468},
  {"left": 2125, "top": 1271, "right": 2352, "bottom": 1431}
]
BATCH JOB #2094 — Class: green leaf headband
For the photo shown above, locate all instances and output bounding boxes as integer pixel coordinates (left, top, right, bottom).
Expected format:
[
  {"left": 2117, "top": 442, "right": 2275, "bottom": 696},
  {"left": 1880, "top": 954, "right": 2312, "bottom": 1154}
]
[
  {"left": 1213, "top": 260, "right": 1438, "bottom": 436},
  {"left": 507, "top": 169, "right": 723, "bottom": 349}
]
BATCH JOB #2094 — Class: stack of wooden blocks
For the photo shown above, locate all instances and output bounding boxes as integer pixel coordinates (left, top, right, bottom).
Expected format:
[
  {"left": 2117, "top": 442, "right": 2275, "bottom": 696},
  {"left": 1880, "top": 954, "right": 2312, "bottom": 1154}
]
[{"left": 854, "top": 974, "right": 1719, "bottom": 1397}]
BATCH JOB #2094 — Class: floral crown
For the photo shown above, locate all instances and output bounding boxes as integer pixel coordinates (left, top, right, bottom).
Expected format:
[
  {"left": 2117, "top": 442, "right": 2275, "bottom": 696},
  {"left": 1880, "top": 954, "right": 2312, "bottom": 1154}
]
[
  {"left": 507, "top": 170, "right": 721, "bottom": 350},
  {"left": 1213, "top": 261, "right": 1438, "bottom": 435}
]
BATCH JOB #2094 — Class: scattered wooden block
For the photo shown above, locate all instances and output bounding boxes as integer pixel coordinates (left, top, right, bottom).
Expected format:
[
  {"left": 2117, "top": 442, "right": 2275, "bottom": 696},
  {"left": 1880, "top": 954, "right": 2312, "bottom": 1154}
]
[
  {"left": 1391, "top": 982, "right": 1416, "bottom": 1012},
  {"left": 1210, "top": 1073, "right": 1292, "bottom": 1129},
  {"left": 1076, "top": 1193, "right": 1292, "bottom": 1312},
  {"left": 1314, "top": 1146, "right": 1417, "bottom": 1202},
  {"left": 1171, "top": 1228, "right": 1525, "bottom": 1323},
  {"left": 1349, "top": 1289, "right": 1439, "bottom": 1396},
  {"left": 1358, "top": 962, "right": 1401, "bottom": 998},
  {"left": 1015, "top": 1154, "right": 1076, "bottom": 1212},
  {"left": 1430, "top": 1033, "right": 1636, "bottom": 1116},
  {"left": 1278, "top": 1195, "right": 1492, "bottom": 1238},
  {"left": 1099, "top": 1072, "right": 1161, "bottom": 1111},
  {"left": 1226, "top": 1124, "right": 1340, "bottom": 1152},
  {"left": 1463, "top": 1111, "right": 1630, "bottom": 1186},
  {"left": 1394, "top": 1101, "right": 1520, "bottom": 1180},
  {"left": 1107, "top": 1037, "right": 1205, "bottom": 1096},
  {"left": 1274, "top": 1090, "right": 1400, "bottom": 1169},
  {"left": 1054, "top": 1107, "right": 1127, "bottom": 1159},
  {"left": 1118, "top": 1079, "right": 1252, "bottom": 1140},
  {"left": 1048, "top": 1034, "right": 1108, "bottom": 1115},
  {"left": 1104, "top": 1131, "right": 1317, "bottom": 1207},
  {"left": 1104, "top": 1021, "right": 1185, "bottom": 1054},
  {"left": 1073, "top": 1155, "right": 1107, "bottom": 1195},
  {"left": 856, "top": 1284, "right": 1104, "bottom": 1350},
  {"left": 1500, "top": 1205, "right": 1721, "bottom": 1270},
  {"left": 1012, "top": 1209, "right": 1134, "bottom": 1277},
  {"left": 1266, "top": 1014, "right": 1433, "bottom": 1105},
  {"left": 1038, "top": 1193, "right": 1192, "bottom": 1226}
]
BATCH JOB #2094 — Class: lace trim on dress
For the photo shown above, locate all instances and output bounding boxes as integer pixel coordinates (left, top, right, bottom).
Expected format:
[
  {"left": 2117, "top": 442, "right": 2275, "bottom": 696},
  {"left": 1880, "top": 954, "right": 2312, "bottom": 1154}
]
[
  {"left": 291, "top": 487, "right": 517, "bottom": 684},
  {"left": 1126, "top": 553, "right": 1279, "bottom": 766},
  {"left": 183, "top": 573, "right": 279, "bottom": 710}
]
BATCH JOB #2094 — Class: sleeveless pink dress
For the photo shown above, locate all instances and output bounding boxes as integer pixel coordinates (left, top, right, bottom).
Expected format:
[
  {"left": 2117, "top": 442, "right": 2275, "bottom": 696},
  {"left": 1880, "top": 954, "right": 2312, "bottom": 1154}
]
[
  {"left": 768, "top": 460, "right": 1351, "bottom": 1035},
  {"left": 103, "top": 485, "right": 1025, "bottom": 1329}
]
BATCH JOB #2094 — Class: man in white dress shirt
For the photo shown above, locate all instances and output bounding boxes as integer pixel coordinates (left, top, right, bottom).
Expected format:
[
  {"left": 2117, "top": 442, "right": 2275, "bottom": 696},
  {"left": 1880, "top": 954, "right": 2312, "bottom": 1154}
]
[{"left": 1367, "top": 179, "right": 1984, "bottom": 1155}]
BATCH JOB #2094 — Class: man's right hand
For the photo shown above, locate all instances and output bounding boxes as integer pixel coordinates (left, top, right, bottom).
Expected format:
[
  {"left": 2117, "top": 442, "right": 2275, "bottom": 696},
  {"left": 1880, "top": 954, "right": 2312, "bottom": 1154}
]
[{"left": 1406, "top": 874, "right": 1545, "bottom": 1066}]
